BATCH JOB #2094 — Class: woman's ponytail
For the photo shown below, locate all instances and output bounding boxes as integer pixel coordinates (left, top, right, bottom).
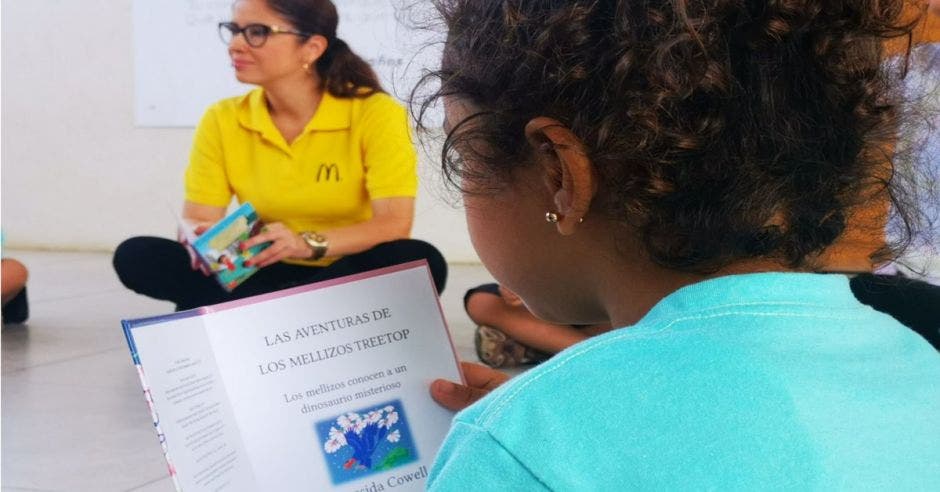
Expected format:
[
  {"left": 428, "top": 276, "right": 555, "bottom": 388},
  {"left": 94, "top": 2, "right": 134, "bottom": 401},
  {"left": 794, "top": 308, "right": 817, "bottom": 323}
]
[
  {"left": 316, "top": 37, "right": 384, "bottom": 97},
  {"left": 268, "top": 0, "right": 385, "bottom": 98}
]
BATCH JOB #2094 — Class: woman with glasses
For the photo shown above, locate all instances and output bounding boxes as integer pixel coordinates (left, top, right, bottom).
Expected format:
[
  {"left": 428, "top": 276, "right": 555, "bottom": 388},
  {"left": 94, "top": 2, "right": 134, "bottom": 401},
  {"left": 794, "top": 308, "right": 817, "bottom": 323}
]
[{"left": 114, "top": 0, "right": 447, "bottom": 311}]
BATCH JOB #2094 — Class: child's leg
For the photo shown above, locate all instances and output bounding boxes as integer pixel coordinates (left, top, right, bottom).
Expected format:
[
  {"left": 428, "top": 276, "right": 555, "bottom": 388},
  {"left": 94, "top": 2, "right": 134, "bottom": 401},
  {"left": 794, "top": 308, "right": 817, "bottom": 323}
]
[
  {"left": 465, "top": 286, "right": 590, "bottom": 354},
  {"left": 1, "top": 258, "right": 28, "bottom": 305},
  {"left": 2, "top": 258, "right": 29, "bottom": 324}
]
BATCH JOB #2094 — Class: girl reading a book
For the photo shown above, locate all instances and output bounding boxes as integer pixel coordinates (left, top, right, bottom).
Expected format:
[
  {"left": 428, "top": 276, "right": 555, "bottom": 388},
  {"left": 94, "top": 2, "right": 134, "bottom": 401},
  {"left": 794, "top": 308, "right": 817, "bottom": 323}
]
[
  {"left": 113, "top": 0, "right": 447, "bottom": 311},
  {"left": 461, "top": 1, "right": 940, "bottom": 370},
  {"left": 419, "top": 0, "right": 940, "bottom": 489}
]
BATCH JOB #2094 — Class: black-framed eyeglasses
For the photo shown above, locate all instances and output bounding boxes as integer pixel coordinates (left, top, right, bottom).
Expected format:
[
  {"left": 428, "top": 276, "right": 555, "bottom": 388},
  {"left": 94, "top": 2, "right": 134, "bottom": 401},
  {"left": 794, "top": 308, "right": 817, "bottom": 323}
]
[{"left": 218, "top": 22, "right": 309, "bottom": 48}]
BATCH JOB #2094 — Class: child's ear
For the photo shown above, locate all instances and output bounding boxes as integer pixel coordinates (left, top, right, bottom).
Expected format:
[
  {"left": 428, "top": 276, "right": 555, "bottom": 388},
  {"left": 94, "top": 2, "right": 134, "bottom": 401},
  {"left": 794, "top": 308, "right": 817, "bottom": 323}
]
[
  {"left": 524, "top": 117, "right": 597, "bottom": 236},
  {"left": 554, "top": 189, "right": 571, "bottom": 213}
]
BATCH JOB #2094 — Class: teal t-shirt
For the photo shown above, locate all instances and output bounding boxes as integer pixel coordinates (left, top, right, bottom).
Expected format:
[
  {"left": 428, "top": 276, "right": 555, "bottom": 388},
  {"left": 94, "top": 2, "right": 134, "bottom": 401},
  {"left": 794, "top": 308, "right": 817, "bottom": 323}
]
[{"left": 429, "top": 273, "right": 940, "bottom": 490}]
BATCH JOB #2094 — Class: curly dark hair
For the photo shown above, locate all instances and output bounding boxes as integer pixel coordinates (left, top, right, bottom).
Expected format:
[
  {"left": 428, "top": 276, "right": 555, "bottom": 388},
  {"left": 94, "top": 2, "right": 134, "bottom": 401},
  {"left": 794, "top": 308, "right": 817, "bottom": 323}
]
[{"left": 415, "top": 0, "right": 928, "bottom": 273}]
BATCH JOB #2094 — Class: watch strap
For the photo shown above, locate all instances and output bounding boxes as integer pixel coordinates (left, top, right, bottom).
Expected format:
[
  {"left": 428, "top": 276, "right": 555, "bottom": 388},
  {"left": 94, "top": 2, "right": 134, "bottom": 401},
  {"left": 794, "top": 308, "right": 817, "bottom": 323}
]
[{"left": 301, "top": 231, "right": 329, "bottom": 260}]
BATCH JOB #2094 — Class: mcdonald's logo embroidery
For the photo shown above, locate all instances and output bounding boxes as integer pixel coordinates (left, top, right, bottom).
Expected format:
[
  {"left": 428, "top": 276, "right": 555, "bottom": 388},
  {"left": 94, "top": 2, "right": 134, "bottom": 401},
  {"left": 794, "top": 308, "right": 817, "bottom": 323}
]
[{"left": 316, "top": 163, "right": 341, "bottom": 182}]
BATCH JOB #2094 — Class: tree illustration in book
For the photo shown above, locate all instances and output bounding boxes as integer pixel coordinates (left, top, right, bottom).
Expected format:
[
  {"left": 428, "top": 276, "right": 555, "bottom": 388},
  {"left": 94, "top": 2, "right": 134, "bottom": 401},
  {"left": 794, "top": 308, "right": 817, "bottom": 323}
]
[{"left": 316, "top": 400, "right": 418, "bottom": 485}]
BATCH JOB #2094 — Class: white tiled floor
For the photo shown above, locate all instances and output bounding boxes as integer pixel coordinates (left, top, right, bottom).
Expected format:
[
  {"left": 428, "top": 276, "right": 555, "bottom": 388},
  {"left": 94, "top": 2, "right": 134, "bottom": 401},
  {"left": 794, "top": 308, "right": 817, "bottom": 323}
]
[{"left": 1, "top": 250, "right": 494, "bottom": 491}]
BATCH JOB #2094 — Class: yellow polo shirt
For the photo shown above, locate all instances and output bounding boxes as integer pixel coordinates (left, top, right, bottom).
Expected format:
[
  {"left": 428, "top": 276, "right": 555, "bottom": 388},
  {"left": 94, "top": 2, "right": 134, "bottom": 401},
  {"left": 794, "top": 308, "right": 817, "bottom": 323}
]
[{"left": 185, "top": 88, "right": 418, "bottom": 265}]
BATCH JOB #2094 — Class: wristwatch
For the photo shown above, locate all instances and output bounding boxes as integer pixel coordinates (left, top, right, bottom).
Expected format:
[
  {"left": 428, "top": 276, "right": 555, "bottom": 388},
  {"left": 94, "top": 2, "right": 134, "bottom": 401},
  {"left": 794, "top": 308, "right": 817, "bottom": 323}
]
[{"left": 301, "top": 231, "right": 329, "bottom": 260}]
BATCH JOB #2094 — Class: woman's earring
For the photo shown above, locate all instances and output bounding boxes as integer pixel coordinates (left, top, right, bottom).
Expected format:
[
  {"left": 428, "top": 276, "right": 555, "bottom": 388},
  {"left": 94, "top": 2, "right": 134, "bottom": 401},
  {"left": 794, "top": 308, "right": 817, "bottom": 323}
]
[
  {"left": 545, "top": 212, "right": 559, "bottom": 223},
  {"left": 302, "top": 62, "right": 310, "bottom": 71}
]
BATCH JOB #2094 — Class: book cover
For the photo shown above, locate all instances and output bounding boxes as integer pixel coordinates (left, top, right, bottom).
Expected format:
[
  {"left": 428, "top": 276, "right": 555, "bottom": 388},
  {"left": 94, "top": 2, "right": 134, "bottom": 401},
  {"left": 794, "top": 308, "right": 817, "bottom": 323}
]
[
  {"left": 179, "top": 202, "right": 269, "bottom": 292},
  {"left": 122, "top": 262, "right": 462, "bottom": 491}
]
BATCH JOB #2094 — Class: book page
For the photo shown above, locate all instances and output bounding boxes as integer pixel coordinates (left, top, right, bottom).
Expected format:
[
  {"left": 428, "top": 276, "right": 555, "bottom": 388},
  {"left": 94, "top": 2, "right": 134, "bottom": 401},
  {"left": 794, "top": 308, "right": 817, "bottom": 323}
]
[
  {"left": 128, "top": 313, "right": 259, "bottom": 491},
  {"left": 203, "top": 263, "right": 461, "bottom": 491}
]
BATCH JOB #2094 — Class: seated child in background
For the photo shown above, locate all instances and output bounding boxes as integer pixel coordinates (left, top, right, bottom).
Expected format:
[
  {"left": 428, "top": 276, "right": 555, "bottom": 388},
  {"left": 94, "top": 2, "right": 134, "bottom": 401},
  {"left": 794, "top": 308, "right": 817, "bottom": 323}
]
[
  {"left": 2, "top": 258, "right": 29, "bottom": 324},
  {"left": 469, "top": 277, "right": 939, "bottom": 363},
  {"left": 465, "top": 283, "right": 610, "bottom": 367}
]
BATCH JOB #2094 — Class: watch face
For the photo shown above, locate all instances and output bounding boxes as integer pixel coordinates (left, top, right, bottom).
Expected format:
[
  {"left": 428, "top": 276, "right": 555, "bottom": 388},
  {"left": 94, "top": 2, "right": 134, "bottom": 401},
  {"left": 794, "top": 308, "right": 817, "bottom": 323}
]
[{"left": 303, "top": 232, "right": 328, "bottom": 260}]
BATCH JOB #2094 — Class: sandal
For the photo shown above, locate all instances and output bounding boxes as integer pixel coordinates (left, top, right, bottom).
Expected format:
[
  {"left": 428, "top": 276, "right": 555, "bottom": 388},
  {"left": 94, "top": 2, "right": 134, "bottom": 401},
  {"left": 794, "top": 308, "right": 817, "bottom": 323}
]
[{"left": 474, "top": 324, "right": 549, "bottom": 368}]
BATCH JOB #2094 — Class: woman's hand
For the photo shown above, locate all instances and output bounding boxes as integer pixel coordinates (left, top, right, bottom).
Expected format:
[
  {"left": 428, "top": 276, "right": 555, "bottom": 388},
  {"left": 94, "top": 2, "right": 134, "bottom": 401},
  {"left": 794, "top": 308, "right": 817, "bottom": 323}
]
[
  {"left": 430, "top": 361, "right": 510, "bottom": 412},
  {"left": 181, "top": 201, "right": 227, "bottom": 274},
  {"left": 178, "top": 223, "right": 217, "bottom": 276},
  {"left": 192, "top": 223, "right": 214, "bottom": 235},
  {"left": 241, "top": 222, "right": 311, "bottom": 268}
]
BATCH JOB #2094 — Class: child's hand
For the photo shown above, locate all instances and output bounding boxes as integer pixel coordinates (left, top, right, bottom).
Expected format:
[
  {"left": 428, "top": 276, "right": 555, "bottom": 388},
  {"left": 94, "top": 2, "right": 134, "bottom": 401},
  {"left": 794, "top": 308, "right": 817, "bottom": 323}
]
[{"left": 430, "top": 361, "right": 510, "bottom": 412}]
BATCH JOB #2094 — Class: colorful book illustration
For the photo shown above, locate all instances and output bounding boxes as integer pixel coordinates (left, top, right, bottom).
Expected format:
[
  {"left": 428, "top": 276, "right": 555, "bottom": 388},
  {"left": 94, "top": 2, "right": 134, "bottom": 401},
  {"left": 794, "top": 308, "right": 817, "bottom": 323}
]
[
  {"left": 178, "top": 202, "right": 269, "bottom": 291},
  {"left": 317, "top": 400, "right": 418, "bottom": 485},
  {"left": 122, "top": 262, "right": 461, "bottom": 491}
]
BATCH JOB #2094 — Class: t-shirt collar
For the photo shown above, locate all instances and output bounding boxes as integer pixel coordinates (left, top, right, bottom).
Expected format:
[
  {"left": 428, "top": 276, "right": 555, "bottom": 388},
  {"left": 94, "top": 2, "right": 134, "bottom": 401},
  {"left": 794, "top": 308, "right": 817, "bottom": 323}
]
[
  {"left": 305, "top": 91, "right": 351, "bottom": 131},
  {"left": 637, "top": 272, "right": 861, "bottom": 327},
  {"left": 238, "top": 88, "right": 352, "bottom": 138}
]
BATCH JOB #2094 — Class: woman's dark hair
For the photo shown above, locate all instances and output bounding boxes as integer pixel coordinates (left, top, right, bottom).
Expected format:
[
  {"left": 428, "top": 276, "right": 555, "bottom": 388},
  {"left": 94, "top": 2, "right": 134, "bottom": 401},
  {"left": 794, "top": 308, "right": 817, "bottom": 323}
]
[
  {"left": 267, "top": 0, "right": 384, "bottom": 97},
  {"left": 417, "top": 0, "right": 928, "bottom": 273}
]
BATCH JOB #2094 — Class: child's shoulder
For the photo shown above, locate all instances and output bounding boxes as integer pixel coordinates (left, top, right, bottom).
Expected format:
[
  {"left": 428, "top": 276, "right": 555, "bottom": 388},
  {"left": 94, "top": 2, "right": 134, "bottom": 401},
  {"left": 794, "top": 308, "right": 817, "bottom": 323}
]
[{"left": 458, "top": 325, "right": 669, "bottom": 427}]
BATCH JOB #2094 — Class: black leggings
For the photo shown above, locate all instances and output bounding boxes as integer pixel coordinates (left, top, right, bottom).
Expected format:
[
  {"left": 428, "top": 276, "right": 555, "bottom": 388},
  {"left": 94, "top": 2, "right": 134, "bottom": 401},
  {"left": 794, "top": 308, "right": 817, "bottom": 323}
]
[
  {"left": 850, "top": 273, "right": 940, "bottom": 350},
  {"left": 113, "top": 236, "right": 448, "bottom": 311}
]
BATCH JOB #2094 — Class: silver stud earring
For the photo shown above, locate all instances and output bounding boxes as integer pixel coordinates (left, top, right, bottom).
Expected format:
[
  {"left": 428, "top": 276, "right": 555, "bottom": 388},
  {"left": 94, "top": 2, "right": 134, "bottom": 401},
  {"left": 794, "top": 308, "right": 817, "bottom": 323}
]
[{"left": 545, "top": 212, "right": 559, "bottom": 223}]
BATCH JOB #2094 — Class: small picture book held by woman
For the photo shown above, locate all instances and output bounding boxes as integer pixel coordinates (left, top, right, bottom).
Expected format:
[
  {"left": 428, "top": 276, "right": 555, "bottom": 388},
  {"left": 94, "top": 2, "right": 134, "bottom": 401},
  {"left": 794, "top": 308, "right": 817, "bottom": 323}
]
[
  {"left": 177, "top": 202, "right": 269, "bottom": 292},
  {"left": 122, "top": 262, "right": 462, "bottom": 491}
]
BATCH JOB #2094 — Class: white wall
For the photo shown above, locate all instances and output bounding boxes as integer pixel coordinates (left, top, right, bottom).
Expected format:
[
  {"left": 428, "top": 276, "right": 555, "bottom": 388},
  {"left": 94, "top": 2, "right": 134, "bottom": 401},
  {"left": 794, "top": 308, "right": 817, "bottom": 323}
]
[{"left": 0, "top": 1, "right": 480, "bottom": 263}]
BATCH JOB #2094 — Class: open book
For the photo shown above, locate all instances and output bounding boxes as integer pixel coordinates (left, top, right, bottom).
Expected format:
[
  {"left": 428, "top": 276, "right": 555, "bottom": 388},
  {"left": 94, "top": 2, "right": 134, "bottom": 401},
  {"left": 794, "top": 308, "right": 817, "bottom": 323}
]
[
  {"left": 177, "top": 202, "right": 269, "bottom": 291},
  {"left": 123, "top": 262, "right": 462, "bottom": 491}
]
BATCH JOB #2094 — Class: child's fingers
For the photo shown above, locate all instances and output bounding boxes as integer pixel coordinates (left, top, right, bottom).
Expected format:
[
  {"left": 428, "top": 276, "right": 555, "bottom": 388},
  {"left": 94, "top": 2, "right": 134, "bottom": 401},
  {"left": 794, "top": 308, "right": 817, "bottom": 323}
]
[
  {"left": 461, "top": 361, "right": 511, "bottom": 390},
  {"left": 429, "top": 362, "right": 511, "bottom": 411},
  {"left": 429, "top": 379, "right": 490, "bottom": 412}
]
